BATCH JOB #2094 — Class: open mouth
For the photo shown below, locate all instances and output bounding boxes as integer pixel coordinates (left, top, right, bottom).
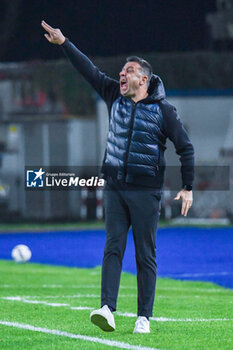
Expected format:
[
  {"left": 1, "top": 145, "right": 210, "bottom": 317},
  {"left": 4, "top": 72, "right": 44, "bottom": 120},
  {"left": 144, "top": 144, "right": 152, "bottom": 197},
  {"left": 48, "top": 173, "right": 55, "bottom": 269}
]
[{"left": 120, "top": 79, "right": 128, "bottom": 92}]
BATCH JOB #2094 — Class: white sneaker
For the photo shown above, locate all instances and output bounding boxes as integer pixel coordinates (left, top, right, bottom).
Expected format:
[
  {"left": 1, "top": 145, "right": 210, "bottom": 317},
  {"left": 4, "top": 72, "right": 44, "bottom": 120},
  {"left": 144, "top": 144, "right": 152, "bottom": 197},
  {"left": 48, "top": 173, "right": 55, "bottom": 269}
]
[
  {"left": 133, "top": 316, "right": 150, "bottom": 333},
  {"left": 90, "top": 305, "right": 115, "bottom": 332}
]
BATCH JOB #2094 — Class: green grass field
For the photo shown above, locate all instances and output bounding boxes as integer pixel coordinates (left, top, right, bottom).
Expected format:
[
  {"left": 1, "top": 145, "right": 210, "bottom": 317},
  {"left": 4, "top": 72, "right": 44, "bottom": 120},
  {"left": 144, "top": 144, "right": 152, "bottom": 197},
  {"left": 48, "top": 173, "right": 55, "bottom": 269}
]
[
  {"left": 0, "top": 260, "right": 232, "bottom": 350},
  {"left": 0, "top": 219, "right": 231, "bottom": 233}
]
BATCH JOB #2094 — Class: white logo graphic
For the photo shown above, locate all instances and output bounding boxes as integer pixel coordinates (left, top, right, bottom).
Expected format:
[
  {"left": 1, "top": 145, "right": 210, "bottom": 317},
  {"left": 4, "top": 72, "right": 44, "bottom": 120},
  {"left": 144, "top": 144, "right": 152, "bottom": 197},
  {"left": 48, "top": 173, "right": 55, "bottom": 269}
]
[{"left": 26, "top": 168, "right": 45, "bottom": 187}]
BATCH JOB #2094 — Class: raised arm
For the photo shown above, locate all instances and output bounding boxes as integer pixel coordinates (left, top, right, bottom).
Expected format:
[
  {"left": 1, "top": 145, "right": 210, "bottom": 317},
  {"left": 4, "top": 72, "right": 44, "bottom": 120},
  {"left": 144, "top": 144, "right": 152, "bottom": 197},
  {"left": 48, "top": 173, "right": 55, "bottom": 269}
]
[{"left": 41, "top": 20, "right": 119, "bottom": 103}]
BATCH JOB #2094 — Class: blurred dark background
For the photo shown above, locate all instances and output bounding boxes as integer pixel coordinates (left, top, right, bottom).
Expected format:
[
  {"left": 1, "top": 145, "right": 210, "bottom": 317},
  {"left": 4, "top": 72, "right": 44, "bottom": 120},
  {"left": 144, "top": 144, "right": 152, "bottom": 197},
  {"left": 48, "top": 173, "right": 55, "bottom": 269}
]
[{"left": 1, "top": 0, "right": 230, "bottom": 62}]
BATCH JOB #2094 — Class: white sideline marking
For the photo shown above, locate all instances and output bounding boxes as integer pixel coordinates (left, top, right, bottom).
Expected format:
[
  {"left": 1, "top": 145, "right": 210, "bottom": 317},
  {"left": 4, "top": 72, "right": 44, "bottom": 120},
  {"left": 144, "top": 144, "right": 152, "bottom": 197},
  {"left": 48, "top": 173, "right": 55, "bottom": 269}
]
[
  {"left": 2, "top": 294, "right": 136, "bottom": 299},
  {"left": 0, "top": 284, "right": 102, "bottom": 289},
  {"left": 0, "top": 284, "right": 229, "bottom": 293},
  {"left": 2, "top": 297, "right": 69, "bottom": 308},
  {"left": 166, "top": 272, "right": 231, "bottom": 277},
  {"left": 42, "top": 284, "right": 63, "bottom": 288},
  {"left": 0, "top": 321, "right": 162, "bottom": 350},
  {"left": 0, "top": 284, "right": 132, "bottom": 289},
  {"left": 116, "top": 312, "right": 233, "bottom": 322},
  {"left": 157, "top": 287, "right": 227, "bottom": 293},
  {"left": 2, "top": 297, "right": 233, "bottom": 322},
  {"left": 2, "top": 293, "right": 229, "bottom": 301},
  {"left": 151, "top": 317, "right": 233, "bottom": 322},
  {"left": 0, "top": 284, "right": 64, "bottom": 289},
  {"left": 71, "top": 306, "right": 94, "bottom": 310},
  {"left": 3, "top": 296, "right": 96, "bottom": 311}
]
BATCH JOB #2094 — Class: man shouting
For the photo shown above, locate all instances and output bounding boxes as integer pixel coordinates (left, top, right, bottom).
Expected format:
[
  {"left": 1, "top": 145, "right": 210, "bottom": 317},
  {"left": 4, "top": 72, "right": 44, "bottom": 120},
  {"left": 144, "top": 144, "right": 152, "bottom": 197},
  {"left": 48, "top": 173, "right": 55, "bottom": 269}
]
[{"left": 41, "top": 20, "right": 194, "bottom": 334}]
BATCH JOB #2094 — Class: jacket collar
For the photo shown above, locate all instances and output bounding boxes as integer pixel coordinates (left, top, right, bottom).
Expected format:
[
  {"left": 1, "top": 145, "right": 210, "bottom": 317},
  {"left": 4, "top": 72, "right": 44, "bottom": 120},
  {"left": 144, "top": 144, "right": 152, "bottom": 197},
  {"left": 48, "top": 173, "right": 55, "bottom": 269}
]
[{"left": 146, "top": 74, "right": 166, "bottom": 102}]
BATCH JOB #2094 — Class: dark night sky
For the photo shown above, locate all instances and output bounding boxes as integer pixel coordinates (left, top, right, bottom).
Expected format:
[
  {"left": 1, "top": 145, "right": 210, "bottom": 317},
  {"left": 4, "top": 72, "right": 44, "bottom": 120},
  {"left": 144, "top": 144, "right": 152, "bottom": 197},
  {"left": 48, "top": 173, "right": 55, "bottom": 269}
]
[{"left": 2, "top": 0, "right": 216, "bottom": 62}]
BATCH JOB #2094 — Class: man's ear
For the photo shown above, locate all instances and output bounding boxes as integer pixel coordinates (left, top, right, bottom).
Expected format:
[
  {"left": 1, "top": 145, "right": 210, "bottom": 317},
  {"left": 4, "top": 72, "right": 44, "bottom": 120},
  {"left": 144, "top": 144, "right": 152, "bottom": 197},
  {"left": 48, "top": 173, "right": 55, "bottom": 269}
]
[{"left": 140, "top": 76, "right": 148, "bottom": 86}]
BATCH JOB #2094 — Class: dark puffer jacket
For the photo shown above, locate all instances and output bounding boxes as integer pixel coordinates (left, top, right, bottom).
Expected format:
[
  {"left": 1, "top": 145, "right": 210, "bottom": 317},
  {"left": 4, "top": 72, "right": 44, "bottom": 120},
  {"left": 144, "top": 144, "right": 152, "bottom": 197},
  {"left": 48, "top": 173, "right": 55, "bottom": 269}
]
[
  {"left": 62, "top": 39, "right": 194, "bottom": 189},
  {"left": 104, "top": 75, "right": 167, "bottom": 187}
]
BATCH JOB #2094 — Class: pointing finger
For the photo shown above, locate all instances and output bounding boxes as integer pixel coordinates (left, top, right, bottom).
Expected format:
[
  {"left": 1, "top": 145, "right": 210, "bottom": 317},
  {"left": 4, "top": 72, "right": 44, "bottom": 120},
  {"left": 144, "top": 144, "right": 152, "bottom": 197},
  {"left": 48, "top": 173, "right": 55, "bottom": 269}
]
[
  {"left": 42, "top": 20, "right": 54, "bottom": 30},
  {"left": 41, "top": 23, "right": 52, "bottom": 33},
  {"left": 184, "top": 200, "right": 192, "bottom": 216},
  {"left": 181, "top": 198, "right": 186, "bottom": 215},
  {"left": 184, "top": 201, "right": 189, "bottom": 216},
  {"left": 41, "top": 20, "right": 54, "bottom": 33}
]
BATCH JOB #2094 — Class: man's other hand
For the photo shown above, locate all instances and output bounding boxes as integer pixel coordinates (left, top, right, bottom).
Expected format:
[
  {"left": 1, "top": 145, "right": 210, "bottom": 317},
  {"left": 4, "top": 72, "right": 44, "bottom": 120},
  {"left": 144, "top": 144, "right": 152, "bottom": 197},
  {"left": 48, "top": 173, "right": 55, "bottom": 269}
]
[
  {"left": 41, "top": 20, "right": 65, "bottom": 45},
  {"left": 174, "top": 189, "right": 193, "bottom": 217}
]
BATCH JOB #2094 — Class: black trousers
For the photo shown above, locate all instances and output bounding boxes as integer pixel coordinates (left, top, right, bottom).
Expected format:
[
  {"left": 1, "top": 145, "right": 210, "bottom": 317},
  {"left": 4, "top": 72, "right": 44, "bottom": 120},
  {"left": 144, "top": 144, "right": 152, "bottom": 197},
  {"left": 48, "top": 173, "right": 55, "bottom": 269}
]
[{"left": 101, "top": 179, "right": 161, "bottom": 318}]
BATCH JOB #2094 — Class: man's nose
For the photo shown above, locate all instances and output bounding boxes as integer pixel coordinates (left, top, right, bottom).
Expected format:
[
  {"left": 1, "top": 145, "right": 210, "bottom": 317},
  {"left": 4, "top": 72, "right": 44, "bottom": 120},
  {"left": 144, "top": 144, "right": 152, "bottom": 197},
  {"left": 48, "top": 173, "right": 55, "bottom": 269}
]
[{"left": 119, "top": 70, "right": 125, "bottom": 77}]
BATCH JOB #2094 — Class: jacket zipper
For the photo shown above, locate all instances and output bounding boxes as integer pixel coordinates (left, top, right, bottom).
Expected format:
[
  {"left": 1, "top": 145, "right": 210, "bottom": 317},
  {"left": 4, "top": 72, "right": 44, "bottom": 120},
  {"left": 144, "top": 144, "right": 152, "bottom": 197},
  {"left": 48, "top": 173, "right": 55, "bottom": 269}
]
[
  {"left": 124, "top": 102, "right": 136, "bottom": 181},
  {"left": 156, "top": 147, "right": 160, "bottom": 171}
]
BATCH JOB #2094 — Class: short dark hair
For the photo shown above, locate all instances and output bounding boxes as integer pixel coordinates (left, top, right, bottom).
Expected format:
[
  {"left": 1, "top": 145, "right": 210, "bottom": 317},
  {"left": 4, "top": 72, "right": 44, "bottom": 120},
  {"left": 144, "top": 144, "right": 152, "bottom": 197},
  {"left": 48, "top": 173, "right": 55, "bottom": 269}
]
[{"left": 126, "top": 56, "right": 153, "bottom": 86}]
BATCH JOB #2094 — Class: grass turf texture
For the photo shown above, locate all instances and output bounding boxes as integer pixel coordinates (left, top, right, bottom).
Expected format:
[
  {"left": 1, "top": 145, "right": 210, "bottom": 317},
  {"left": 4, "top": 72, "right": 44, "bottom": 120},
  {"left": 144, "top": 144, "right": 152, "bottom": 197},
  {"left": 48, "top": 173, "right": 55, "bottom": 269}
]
[{"left": 0, "top": 260, "right": 232, "bottom": 350}]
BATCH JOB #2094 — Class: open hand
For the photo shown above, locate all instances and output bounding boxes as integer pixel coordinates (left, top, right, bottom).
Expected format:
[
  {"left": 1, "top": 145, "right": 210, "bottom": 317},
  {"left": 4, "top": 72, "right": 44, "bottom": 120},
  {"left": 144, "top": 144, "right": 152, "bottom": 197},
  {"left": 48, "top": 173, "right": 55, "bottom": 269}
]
[
  {"left": 174, "top": 189, "right": 193, "bottom": 216},
  {"left": 41, "top": 20, "right": 65, "bottom": 45}
]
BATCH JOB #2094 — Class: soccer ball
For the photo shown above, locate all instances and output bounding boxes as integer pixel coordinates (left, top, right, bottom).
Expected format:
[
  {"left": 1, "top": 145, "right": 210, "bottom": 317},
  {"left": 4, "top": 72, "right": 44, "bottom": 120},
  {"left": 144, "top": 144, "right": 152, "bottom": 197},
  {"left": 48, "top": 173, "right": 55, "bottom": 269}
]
[{"left": 11, "top": 244, "right": 32, "bottom": 263}]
